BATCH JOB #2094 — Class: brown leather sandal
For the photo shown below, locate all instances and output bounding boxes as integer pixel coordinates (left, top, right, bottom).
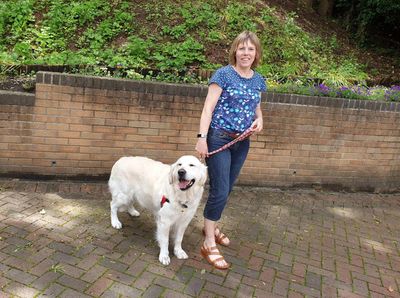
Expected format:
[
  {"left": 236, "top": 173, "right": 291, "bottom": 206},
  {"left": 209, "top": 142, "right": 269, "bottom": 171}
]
[
  {"left": 202, "top": 228, "right": 230, "bottom": 246},
  {"left": 200, "top": 245, "right": 230, "bottom": 270}
]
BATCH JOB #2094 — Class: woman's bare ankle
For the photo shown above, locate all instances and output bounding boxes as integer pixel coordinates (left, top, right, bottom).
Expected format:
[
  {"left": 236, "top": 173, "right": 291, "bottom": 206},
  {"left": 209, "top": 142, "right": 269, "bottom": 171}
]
[{"left": 203, "top": 238, "right": 216, "bottom": 248}]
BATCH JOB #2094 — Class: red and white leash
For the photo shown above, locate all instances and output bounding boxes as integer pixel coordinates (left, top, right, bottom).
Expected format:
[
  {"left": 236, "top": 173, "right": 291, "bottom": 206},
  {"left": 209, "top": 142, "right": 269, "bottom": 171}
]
[{"left": 207, "top": 127, "right": 254, "bottom": 156}]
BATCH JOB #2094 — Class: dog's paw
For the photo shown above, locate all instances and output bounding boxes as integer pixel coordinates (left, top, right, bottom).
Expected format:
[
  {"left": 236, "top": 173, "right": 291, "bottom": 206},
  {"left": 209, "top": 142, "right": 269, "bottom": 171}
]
[
  {"left": 128, "top": 208, "right": 140, "bottom": 217},
  {"left": 111, "top": 219, "right": 122, "bottom": 229},
  {"left": 174, "top": 248, "right": 189, "bottom": 259},
  {"left": 159, "top": 254, "right": 171, "bottom": 265}
]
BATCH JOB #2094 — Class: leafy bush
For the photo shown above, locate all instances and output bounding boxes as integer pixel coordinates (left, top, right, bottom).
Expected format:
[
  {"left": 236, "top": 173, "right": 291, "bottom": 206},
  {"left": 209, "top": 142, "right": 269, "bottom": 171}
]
[
  {"left": 153, "top": 37, "right": 205, "bottom": 71},
  {"left": 0, "top": 0, "right": 35, "bottom": 44},
  {"left": 0, "top": 0, "right": 388, "bottom": 91},
  {"left": 269, "top": 80, "right": 400, "bottom": 102}
]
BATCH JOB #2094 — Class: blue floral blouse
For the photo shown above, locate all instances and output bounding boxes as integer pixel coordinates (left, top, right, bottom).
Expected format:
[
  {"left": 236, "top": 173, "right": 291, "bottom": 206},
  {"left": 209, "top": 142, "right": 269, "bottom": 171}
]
[{"left": 209, "top": 65, "right": 267, "bottom": 133}]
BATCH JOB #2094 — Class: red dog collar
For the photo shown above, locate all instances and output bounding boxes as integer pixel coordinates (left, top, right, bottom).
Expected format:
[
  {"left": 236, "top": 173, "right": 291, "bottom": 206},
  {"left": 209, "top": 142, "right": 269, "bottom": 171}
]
[{"left": 160, "top": 195, "right": 170, "bottom": 207}]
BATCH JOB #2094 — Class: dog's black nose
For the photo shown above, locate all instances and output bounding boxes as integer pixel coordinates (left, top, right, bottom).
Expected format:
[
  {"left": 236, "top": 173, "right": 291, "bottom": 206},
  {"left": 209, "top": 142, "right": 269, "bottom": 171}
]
[{"left": 178, "top": 169, "right": 186, "bottom": 177}]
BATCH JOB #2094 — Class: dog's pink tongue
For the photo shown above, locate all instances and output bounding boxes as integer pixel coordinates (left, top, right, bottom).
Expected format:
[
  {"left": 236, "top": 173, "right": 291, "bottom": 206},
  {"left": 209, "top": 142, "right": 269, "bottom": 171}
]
[{"left": 179, "top": 180, "right": 189, "bottom": 189}]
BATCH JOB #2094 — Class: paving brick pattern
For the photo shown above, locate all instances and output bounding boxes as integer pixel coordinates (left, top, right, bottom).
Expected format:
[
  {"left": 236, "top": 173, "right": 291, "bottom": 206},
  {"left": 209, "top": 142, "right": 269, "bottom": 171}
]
[{"left": 0, "top": 179, "right": 399, "bottom": 297}]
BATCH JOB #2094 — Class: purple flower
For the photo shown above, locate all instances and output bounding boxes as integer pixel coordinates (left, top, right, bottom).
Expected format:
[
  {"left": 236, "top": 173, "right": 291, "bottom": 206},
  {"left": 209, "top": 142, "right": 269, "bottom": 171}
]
[
  {"left": 313, "top": 83, "right": 331, "bottom": 95},
  {"left": 385, "top": 85, "right": 400, "bottom": 101},
  {"left": 390, "top": 85, "right": 400, "bottom": 91}
]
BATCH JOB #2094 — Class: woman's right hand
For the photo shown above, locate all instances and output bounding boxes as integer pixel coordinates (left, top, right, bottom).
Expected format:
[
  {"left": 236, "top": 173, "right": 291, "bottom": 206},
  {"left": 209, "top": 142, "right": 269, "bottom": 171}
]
[{"left": 195, "top": 138, "right": 208, "bottom": 161}]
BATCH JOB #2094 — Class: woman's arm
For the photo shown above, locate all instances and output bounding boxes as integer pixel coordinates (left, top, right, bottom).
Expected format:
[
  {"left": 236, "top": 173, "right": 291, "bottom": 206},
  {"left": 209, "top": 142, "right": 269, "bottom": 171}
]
[
  {"left": 251, "top": 103, "right": 263, "bottom": 132},
  {"left": 195, "top": 83, "right": 222, "bottom": 159}
]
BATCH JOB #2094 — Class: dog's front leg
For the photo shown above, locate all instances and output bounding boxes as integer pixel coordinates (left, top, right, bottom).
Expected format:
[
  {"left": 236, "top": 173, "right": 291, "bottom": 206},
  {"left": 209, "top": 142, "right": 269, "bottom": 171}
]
[
  {"left": 173, "top": 222, "right": 189, "bottom": 260},
  {"left": 156, "top": 219, "right": 171, "bottom": 265}
]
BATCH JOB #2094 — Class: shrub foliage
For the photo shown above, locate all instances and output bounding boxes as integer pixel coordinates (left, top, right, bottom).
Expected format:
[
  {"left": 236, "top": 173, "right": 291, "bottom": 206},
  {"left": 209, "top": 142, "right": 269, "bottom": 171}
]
[{"left": 0, "top": 0, "right": 372, "bottom": 87}]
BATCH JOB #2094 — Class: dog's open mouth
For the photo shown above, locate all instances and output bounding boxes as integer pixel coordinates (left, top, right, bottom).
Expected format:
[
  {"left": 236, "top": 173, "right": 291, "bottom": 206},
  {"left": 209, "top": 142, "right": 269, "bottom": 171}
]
[{"left": 178, "top": 178, "right": 195, "bottom": 191}]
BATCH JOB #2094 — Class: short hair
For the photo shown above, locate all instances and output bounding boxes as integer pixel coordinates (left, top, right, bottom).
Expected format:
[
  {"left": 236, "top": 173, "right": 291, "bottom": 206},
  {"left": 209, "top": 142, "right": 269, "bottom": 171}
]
[{"left": 228, "top": 31, "right": 262, "bottom": 68}]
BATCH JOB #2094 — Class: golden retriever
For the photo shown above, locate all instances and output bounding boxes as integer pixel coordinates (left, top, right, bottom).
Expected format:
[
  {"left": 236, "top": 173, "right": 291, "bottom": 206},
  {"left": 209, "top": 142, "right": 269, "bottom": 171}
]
[{"left": 109, "top": 155, "right": 207, "bottom": 265}]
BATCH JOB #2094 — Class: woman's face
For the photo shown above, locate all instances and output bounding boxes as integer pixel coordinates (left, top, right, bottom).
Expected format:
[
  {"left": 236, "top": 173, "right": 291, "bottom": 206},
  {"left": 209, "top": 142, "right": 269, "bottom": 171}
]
[{"left": 235, "top": 40, "right": 256, "bottom": 69}]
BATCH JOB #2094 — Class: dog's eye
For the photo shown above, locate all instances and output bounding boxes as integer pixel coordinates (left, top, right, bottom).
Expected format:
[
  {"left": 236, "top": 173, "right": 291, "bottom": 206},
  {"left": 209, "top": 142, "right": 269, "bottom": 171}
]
[
  {"left": 189, "top": 164, "right": 195, "bottom": 167},
  {"left": 177, "top": 163, "right": 182, "bottom": 166}
]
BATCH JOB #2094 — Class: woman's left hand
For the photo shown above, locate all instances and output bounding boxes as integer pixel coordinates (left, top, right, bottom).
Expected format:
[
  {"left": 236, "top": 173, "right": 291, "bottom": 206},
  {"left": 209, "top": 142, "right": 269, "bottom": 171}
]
[{"left": 251, "top": 118, "right": 263, "bottom": 132}]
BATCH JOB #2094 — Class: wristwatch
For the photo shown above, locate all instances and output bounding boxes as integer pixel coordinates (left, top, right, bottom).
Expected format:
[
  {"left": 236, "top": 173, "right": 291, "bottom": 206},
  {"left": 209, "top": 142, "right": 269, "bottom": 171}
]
[{"left": 197, "top": 133, "right": 207, "bottom": 138}]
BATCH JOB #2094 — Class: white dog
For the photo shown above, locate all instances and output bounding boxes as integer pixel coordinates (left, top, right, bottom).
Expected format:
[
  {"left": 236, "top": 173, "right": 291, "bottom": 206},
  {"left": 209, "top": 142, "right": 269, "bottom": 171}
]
[{"left": 109, "top": 155, "right": 207, "bottom": 265}]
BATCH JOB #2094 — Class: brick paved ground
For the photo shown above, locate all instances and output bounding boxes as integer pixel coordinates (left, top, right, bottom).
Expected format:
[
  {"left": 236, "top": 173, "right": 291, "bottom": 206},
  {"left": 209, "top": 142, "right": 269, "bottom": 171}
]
[{"left": 0, "top": 179, "right": 399, "bottom": 298}]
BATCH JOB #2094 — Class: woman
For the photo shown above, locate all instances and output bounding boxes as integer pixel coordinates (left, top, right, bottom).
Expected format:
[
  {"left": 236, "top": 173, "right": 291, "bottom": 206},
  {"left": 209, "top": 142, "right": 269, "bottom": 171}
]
[{"left": 195, "top": 31, "right": 267, "bottom": 269}]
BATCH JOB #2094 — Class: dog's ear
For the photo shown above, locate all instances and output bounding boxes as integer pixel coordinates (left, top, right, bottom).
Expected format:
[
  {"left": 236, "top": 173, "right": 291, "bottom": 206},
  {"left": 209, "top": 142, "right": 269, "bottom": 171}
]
[
  {"left": 169, "top": 162, "right": 176, "bottom": 185},
  {"left": 199, "top": 164, "right": 208, "bottom": 186}
]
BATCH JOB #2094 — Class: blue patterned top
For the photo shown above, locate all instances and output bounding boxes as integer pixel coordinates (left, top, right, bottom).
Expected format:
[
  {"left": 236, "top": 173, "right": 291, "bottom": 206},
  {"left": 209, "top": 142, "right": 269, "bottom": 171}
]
[{"left": 209, "top": 65, "right": 267, "bottom": 133}]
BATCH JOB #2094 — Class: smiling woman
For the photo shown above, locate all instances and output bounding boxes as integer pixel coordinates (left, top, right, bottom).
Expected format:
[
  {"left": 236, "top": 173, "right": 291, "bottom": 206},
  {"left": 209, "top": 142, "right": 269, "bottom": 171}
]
[
  {"left": 229, "top": 31, "right": 263, "bottom": 77},
  {"left": 195, "top": 30, "right": 267, "bottom": 270}
]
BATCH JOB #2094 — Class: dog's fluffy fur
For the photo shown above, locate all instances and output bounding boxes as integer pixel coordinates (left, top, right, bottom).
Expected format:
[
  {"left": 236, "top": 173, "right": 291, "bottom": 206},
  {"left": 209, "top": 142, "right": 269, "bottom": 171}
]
[{"left": 109, "top": 155, "right": 207, "bottom": 265}]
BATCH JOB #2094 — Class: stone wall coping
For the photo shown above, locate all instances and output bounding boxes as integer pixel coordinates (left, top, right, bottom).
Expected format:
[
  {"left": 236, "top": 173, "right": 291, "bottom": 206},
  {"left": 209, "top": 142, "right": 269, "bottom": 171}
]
[
  {"left": 36, "top": 71, "right": 209, "bottom": 98},
  {"left": 31, "top": 71, "right": 398, "bottom": 112},
  {"left": 0, "top": 90, "right": 35, "bottom": 106}
]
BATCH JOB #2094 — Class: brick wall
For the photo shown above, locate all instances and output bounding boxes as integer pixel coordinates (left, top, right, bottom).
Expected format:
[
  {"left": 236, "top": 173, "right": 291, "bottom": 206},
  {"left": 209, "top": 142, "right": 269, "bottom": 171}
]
[{"left": 1, "top": 72, "right": 399, "bottom": 192}]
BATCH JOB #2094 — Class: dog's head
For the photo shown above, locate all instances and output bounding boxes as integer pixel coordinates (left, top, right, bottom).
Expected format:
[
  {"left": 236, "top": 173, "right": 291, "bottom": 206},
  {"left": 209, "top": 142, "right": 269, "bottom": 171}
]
[{"left": 169, "top": 155, "right": 207, "bottom": 191}]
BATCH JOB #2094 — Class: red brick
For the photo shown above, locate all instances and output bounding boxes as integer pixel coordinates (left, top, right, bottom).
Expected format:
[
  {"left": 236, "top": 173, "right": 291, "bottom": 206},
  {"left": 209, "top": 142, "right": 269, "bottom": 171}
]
[
  {"left": 336, "top": 264, "right": 352, "bottom": 283},
  {"left": 338, "top": 289, "right": 366, "bottom": 298},
  {"left": 0, "top": 276, "right": 10, "bottom": 288},
  {"left": 352, "top": 278, "right": 369, "bottom": 296},
  {"left": 268, "top": 242, "right": 282, "bottom": 256},
  {"left": 288, "top": 290, "right": 305, "bottom": 298},
  {"left": 3, "top": 256, "right": 31, "bottom": 272},
  {"left": 237, "top": 284, "right": 255, "bottom": 297},
  {"left": 238, "top": 245, "right": 252, "bottom": 260},
  {"left": 369, "top": 292, "right": 386, "bottom": 298},
  {"left": 260, "top": 267, "right": 275, "bottom": 283},
  {"left": 369, "top": 283, "right": 398, "bottom": 297},
  {"left": 273, "top": 278, "right": 289, "bottom": 296},
  {"left": 204, "top": 281, "right": 236, "bottom": 297},
  {"left": 77, "top": 254, "right": 100, "bottom": 270},
  {"left": 86, "top": 277, "right": 113, "bottom": 297},
  {"left": 322, "top": 256, "right": 336, "bottom": 272},
  {"left": 222, "top": 271, "right": 241, "bottom": 289},
  {"left": 352, "top": 271, "right": 381, "bottom": 286},
  {"left": 4, "top": 281, "right": 40, "bottom": 298},
  {"left": 321, "top": 284, "right": 337, "bottom": 297},
  {"left": 248, "top": 256, "right": 264, "bottom": 271},
  {"left": 132, "top": 271, "right": 157, "bottom": 291},
  {"left": 292, "top": 262, "right": 306, "bottom": 278},
  {"left": 350, "top": 254, "right": 364, "bottom": 268}
]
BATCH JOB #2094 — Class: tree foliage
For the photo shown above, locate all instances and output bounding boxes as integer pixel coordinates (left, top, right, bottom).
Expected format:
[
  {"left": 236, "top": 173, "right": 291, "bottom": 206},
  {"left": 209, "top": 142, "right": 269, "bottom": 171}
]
[{"left": 334, "top": 0, "right": 400, "bottom": 45}]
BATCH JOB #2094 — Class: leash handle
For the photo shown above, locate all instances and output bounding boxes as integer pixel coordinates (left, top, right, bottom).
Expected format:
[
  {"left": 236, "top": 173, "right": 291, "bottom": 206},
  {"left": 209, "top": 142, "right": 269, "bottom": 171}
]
[{"left": 207, "top": 128, "right": 254, "bottom": 156}]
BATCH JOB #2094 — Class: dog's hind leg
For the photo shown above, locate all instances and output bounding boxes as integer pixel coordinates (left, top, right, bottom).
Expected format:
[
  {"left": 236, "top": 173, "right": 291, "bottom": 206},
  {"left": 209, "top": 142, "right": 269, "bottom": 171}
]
[
  {"left": 110, "top": 192, "right": 128, "bottom": 229},
  {"left": 110, "top": 200, "right": 123, "bottom": 229},
  {"left": 127, "top": 204, "right": 140, "bottom": 217}
]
